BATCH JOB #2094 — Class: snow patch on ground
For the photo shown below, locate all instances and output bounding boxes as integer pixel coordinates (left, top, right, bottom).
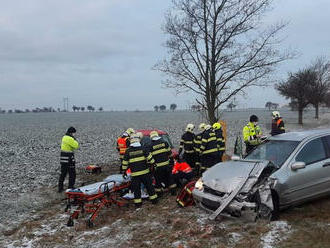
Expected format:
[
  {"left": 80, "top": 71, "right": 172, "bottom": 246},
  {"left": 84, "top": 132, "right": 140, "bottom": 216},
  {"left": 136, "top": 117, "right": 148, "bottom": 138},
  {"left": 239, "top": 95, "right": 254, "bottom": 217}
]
[{"left": 261, "top": 221, "right": 291, "bottom": 248}]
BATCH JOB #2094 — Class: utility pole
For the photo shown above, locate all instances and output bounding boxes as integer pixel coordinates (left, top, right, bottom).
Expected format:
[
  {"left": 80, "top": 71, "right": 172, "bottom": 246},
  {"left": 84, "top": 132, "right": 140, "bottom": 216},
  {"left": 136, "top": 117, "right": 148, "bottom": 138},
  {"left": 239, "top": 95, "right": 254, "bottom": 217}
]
[{"left": 63, "top": 97, "right": 69, "bottom": 112}]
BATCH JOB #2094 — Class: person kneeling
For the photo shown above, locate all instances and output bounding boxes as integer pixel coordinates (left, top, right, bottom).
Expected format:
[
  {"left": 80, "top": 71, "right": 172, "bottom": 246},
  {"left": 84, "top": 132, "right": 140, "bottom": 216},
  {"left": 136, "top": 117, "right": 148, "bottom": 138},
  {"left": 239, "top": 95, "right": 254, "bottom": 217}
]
[{"left": 172, "top": 157, "right": 193, "bottom": 189}]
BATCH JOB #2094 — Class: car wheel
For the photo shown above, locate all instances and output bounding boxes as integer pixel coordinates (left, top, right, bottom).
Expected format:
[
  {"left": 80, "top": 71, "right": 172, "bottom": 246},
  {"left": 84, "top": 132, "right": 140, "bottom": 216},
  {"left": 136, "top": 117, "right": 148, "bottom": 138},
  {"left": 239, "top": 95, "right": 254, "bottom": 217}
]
[
  {"left": 255, "top": 190, "right": 279, "bottom": 221},
  {"left": 256, "top": 203, "right": 273, "bottom": 221}
]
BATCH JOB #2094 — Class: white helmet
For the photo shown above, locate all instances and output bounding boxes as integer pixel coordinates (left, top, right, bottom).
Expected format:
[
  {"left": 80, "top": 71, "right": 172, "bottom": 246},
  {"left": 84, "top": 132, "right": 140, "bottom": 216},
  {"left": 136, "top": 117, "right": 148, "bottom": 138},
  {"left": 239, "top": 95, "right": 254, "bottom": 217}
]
[
  {"left": 199, "top": 123, "right": 206, "bottom": 131},
  {"left": 272, "top": 111, "right": 280, "bottom": 119},
  {"left": 185, "top": 123, "right": 195, "bottom": 132},
  {"left": 130, "top": 133, "right": 140, "bottom": 144},
  {"left": 205, "top": 124, "right": 211, "bottom": 130}
]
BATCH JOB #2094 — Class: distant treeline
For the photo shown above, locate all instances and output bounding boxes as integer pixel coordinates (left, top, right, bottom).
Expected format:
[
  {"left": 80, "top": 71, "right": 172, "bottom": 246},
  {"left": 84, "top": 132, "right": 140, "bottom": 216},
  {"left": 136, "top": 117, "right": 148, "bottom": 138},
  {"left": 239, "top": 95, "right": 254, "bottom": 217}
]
[{"left": 0, "top": 105, "right": 104, "bottom": 114}]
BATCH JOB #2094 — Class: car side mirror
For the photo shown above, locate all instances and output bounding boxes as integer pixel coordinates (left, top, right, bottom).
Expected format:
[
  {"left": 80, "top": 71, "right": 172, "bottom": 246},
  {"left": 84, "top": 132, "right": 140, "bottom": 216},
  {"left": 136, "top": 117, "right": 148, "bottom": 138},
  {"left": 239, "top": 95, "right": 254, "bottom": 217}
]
[
  {"left": 231, "top": 155, "right": 240, "bottom": 161},
  {"left": 291, "top": 161, "right": 306, "bottom": 171}
]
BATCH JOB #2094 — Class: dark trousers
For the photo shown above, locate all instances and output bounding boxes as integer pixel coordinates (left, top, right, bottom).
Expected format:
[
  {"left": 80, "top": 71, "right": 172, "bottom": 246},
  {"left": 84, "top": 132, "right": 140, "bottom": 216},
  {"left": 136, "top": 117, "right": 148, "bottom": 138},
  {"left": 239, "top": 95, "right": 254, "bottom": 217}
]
[
  {"left": 131, "top": 173, "right": 157, "bottom": 204},
  {"left": 172, "top": 171, "right": 193, "bottom": 188},
  {"left": 58, "top": 152, "right": 76, "bottom": 191},
  {"left": 215, "top": 151, "right": 224, "bottom": 163},
  {"left": 154, "top": 166, "right": 175, "bottom": 192},
  {"left": 58, "top": 163, "right": 76, "bottom": 190},
  {"left": 200, "top": 153, "right": 218, "bottom": 173},
  {"left": 184, "top": 152, "right": 196, "bottom": 169}
]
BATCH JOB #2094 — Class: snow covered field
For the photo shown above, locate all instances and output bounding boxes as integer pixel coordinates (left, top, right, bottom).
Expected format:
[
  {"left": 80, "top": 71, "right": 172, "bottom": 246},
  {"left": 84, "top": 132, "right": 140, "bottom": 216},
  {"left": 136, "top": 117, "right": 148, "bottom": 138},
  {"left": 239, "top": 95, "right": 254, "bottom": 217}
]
[{"left": 1, "top": 109, "right": 330, "bottom": 247}]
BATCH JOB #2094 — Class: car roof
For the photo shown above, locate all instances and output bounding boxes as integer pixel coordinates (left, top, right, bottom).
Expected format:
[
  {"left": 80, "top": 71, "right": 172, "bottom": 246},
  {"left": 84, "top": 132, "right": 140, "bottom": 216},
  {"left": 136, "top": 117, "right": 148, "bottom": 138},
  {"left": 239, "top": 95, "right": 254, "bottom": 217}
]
[
  {"left": 136, "top": 129, "right": 168, "bottom": 136},
  {"left": 268, "top": 128, "right": 330, "bottom": 142}
]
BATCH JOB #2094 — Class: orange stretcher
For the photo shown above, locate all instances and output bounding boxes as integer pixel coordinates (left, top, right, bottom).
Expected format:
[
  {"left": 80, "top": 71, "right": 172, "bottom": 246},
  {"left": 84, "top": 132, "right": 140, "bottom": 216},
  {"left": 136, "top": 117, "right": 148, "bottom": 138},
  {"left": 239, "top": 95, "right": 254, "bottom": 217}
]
[{"left": 65, "top": 174, "right": 131, "bottom": 227}]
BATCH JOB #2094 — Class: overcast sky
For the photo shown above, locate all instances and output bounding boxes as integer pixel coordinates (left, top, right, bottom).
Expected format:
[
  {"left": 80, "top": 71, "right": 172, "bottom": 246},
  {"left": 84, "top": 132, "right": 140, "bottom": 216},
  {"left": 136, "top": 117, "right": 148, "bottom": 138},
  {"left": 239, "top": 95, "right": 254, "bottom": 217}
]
[{"left": 0, "top": 0, "right": 329, "bottom": 111}]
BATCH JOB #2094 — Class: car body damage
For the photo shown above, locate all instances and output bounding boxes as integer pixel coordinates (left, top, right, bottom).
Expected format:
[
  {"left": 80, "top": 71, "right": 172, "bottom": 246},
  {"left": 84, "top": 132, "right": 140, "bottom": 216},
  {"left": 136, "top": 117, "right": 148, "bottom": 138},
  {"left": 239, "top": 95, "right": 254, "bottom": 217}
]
[{"left": 193, "top": 160, "right": 278, "bottom": 220}]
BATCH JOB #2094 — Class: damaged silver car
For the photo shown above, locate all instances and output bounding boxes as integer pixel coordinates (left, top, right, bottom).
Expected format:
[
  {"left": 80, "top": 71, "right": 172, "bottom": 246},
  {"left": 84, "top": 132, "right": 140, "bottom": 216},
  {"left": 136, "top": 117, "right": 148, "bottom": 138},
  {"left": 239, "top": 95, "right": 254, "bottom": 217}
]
[{"left": 193, "top": 129, "right": 330, "bottom": 220}]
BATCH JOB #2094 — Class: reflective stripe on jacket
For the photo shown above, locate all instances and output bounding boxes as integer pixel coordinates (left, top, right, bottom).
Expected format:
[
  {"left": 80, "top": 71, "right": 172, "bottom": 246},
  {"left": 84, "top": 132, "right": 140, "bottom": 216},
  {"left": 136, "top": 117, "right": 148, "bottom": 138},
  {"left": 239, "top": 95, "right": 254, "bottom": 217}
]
[
  {"left": 200, "top": 129, "right": 218, "bottom": 155},
  {"left": 172, "top": 161, "right": 192, "bottom": 174},
  {"left": 61, "top": 135, "right": 79, "bottom": 152},
  {"left": 122, "top": 146, "right": 155, "bottom": 177},
  {"left": 117, "top": 137, "right": 129, "bottom": 155},
  {"left": 243, "top": 122, "right": 262, "bottom": 145},
  {"left": 179, "top": 131, "right": 195, "bottom": 153},
  {"left": 214, "top": 129, "right": 225, "bottom": 151},
  {"left": 150, "top": 138, "right": 171, "bottom": 167}
]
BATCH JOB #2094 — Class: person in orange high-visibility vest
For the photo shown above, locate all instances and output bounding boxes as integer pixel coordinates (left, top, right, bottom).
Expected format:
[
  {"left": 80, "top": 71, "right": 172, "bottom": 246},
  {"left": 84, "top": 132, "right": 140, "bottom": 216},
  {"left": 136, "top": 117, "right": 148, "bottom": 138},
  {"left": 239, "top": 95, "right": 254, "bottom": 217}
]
[
  {"left": 117, "top": 132, "right": 130, "bottom": 173},
  {"left": 172, "top": 156, "right": 193, "bottom": 188},
  {"left": 271, "top": 111, "right": 285, "bottom": 136}
]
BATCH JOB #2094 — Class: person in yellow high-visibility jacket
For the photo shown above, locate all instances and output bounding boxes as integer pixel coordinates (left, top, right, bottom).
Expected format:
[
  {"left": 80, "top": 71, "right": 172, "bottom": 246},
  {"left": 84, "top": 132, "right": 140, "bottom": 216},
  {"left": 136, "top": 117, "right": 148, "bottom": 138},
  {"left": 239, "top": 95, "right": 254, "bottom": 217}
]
[
  {"left": 58, "top": 127, "right": 79, "bottom": 192},
  {"left": 243, "top": 115, "right": 263, "bottom": 154}
]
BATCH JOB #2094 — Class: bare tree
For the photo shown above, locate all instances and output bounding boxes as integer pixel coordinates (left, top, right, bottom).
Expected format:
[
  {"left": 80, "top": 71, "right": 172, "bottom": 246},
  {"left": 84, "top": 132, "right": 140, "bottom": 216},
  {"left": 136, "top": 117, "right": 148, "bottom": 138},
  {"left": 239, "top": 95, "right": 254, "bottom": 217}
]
[
  {"left": 159, "top": 105, "right": 167, "bottom": 111},
  {"left": 276, "top": 69, "right": 316, "bottom": 124},
  {"left": 307, "top": 57, "right": 330, "bottom": 119},
  {"left": 154, "top": 0, "right": 291, "bottom": 123},
  {"left": 170, "top": 103, "right": 177, "bottom": 111}
]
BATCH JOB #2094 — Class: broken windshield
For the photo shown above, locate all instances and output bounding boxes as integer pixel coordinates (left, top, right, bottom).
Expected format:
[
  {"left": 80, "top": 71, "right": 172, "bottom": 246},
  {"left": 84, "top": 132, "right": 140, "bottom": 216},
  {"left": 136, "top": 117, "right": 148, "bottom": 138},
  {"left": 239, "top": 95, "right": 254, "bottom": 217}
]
[{"left": 245, "top": 140, "right": 299, "bottom": 168}]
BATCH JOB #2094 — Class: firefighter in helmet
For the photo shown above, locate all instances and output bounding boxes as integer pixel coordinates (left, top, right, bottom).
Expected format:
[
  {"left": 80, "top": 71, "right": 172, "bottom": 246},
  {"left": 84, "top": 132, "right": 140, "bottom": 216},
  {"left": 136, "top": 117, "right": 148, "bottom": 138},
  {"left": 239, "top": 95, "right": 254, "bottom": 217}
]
[
  {"left": 212, "top": 122, "right": 225, "bottom": 163},
  {"left": 149, "top": 131, "right": 176, "bottom": 196},
  {"left": 271, "top": 111, "right": 285, "bottom": 136},
  {"left": 200, "top": 124, "right": 219, "bottom": 173},
  {"left": 179, "top": 124, "right": 196, "bottom": 169},
  {"left": 122, "top": 133, "right": 158, "bottom": 207}
]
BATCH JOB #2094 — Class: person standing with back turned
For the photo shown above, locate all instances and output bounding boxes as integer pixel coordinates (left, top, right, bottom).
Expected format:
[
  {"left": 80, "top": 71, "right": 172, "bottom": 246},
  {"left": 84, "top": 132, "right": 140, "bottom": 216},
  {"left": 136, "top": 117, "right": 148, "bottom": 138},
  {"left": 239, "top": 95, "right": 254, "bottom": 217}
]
[{"left": 58, "top": 127, "right": 79, "bottom": 193}]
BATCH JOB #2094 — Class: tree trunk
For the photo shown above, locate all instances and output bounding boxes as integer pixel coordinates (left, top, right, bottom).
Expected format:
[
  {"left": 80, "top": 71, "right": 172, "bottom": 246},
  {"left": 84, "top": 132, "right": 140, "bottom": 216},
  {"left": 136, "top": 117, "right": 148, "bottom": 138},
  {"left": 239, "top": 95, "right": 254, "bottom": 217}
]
[
  {"left": 298, "top": 108, "right": 303, "bottom": 125},
  {"left": 314, "top": 104, "right": 319, "bottom": 119}
]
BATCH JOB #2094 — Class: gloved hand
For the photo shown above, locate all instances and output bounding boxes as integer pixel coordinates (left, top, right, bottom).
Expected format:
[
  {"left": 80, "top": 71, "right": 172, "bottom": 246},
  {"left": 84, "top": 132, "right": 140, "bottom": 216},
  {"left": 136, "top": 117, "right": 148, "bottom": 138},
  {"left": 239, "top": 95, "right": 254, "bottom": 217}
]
[
  {"left": 150, "top": 164, "right": 156, "bottom": 173},
  {"left": 123, "top": 171, "right": 128, "bottom": 179}
]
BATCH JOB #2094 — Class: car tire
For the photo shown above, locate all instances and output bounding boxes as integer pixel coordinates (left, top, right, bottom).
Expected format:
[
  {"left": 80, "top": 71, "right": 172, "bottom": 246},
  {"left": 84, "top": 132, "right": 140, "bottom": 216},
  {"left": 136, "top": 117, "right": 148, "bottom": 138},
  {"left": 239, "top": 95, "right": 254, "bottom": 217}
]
[{"left": 255, "top": 190, "right": 279, "bottom": 221}]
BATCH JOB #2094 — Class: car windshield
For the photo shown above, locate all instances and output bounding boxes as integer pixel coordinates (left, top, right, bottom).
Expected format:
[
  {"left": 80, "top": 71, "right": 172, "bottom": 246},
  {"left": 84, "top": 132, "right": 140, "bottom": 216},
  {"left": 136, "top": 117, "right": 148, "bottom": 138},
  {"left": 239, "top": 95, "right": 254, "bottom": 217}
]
[{"left": 245, "top": 140, "right": 299, "bottom": 168}]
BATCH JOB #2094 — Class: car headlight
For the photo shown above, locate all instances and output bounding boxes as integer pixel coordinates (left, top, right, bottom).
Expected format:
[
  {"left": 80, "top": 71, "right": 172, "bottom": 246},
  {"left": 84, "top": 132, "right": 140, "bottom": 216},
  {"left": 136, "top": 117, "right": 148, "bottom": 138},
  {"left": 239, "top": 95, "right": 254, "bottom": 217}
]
[{"left": 195, "top": 178, "right": 204, "bottom": 191}]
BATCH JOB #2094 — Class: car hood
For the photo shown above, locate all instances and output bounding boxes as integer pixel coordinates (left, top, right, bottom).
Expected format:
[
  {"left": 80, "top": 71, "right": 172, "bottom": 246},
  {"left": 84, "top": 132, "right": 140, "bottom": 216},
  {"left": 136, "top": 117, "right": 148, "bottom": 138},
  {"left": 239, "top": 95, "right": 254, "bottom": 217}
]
[{"left": 202, "top": 160, "right": 272, "bottom": 193}]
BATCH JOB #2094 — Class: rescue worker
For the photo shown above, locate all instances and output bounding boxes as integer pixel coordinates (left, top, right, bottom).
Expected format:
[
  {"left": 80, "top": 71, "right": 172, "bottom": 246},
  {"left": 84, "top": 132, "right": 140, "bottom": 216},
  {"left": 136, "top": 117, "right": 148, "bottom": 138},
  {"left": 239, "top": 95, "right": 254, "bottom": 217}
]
[
  {"left": 116, "top": 131, "right": 130, "bottom": 173},
  {"left": 200, "top": 124, "right": 219, "bottom": 173},
  {"left": 179, "top": 124, "right": 196, "bottom": 169},
  {"left": 243, "top": 115, "right": 263, "bottom": 154},
  {"left": 193, "top": 123, "right": 206, "bottom": 176},
  {"left": 122, "top": 133, "right": 158, "bottom": 207},
  {"left": 270, "top": 111, "right": 285, "bottom": 136},
  {"left": 212, "top": 122, "right": 225, "bottom": 163},
  {"left": 58, "top": 127, "right": 79, "bottom": 193},
  {"left": 126, "top": 128, "right": 135, "bottom": 136},
  {"left": 172, "top": 156, "right": 193, "bottom": 188},
  {"left": 149, "top": 131, "right": 176, "bottom": 196}
]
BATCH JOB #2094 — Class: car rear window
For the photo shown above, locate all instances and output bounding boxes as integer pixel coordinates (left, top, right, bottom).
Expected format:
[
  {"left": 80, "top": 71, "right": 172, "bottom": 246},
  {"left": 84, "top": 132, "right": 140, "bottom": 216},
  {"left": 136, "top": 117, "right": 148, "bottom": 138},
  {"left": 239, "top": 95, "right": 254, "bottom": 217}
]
[{"left": 296, "top": 137, "right": 326, "bottom": 165}]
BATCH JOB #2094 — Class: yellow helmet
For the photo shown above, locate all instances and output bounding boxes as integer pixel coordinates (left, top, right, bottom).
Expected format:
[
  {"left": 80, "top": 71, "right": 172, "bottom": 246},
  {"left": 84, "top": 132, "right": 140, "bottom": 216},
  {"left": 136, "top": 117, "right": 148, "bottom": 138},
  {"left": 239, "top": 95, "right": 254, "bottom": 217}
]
[
  {"left": 185, "top": 123, "right": 195, "bottom": 132},
  {"left": 199, "top": 123, "right": 206, "bottom": 131},
  {"left": 150, "top": 131, "right": 158, "bottom": 139},
  {"left": 212, "top": 122, "right": 221, "bottom": 130},
  {"left": 126, "top": 128, "right": 135, "bottom": 136}
]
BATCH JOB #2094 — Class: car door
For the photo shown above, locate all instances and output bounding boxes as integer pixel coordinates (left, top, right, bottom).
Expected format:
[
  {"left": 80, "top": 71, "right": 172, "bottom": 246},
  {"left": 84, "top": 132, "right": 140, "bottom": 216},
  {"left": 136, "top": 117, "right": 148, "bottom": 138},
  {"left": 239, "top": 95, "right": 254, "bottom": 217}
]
[
  {"left": 284, "top": 136, "right": 330, "bottom": 204},
  {"left": 320, "top": 135, "right": 330, "bottom": 189}
]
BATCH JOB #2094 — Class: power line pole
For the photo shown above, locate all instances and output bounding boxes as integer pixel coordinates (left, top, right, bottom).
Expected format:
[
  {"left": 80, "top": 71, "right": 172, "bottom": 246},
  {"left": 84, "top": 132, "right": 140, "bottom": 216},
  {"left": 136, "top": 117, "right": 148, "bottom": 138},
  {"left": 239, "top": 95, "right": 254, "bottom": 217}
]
[{"left": 63, "top": 97, "right": 69, "bottom": 112}]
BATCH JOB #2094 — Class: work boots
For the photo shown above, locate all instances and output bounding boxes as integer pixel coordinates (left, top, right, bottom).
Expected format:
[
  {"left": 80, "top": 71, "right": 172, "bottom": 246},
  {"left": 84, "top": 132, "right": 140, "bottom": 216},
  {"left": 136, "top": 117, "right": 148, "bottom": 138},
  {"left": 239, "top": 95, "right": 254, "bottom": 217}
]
[{"left": 135, "top": 202, "right": 142, "bottom": 208}]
